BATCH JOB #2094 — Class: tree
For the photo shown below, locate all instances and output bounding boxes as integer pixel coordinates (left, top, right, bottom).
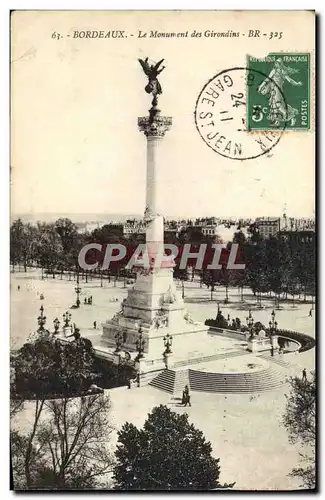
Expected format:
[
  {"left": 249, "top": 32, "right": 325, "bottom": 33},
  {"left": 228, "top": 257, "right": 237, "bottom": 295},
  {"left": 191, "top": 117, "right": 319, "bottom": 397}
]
[
  {"left": 233, "top": 230, "right": 246, "bottom": 246},
  {"left": 34, "top": 395, "right": 113, "bottom": 489},
  {"left": 11, "top": 427, "right": 47, "bottom": 490},
  {"left": 13, "top": 335, "right": 97, "bottom": 398},
  {"left": 36, "top": 223, "right": 63, "bottom": 278},
  {"left": 113, "top": 404, "right": 234, "bottom": 491},
  {"left": 219, "top": 265, "right": 229, "bottom": 303},
  {"left": 228, "top": 269, "right": 246, "bottom": 301},
  {"left": 11, "top": 394, "right": 113, "bottom": 490},
  {"left": 10, "top": 219, "right": 23, "bottom": 271},
  {"left": 54, "top": 218, "right": 78, "bottom": 253},
  {"left": 283, "top": 372, "right": 316, "bottom": 489},
  {"left": 10, "top": 219, "right": 38, "bottom": 271}
]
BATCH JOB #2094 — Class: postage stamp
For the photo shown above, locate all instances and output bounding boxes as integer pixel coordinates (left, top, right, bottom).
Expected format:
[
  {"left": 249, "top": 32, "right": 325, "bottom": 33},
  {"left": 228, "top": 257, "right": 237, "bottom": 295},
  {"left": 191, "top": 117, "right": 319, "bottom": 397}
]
[
  {"left": 194, "top": 67, "right": 285, "bottom": 161},
  {"left": 246, "top": 53, "right": 310, "bottom": 130}
]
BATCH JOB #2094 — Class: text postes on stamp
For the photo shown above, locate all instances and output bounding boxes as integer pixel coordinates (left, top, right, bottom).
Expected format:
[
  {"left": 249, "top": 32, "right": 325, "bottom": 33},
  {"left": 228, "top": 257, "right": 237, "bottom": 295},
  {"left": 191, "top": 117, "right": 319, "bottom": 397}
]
[
  {"left": 195, "top": 67, "right": 285, "bottom": 161},
  {"left": 247, "top": 53, "right": 310, "bottom": 130}
]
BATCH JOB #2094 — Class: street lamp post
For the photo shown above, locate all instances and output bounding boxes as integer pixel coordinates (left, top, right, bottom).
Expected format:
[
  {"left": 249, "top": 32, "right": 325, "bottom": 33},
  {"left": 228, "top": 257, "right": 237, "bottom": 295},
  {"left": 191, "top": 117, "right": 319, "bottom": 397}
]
[
  {"left": 75, "top": 272, "right": 81, "bottom": 308},
  {"left": 163, "top": 333, "right": 173, "bottom": 355},
  {"left": 246, "top": 310, "right": 254, "bottom": 340},
  {"left": 135, "top": 326, "right": 145, "bottom": 360},
  {"left": 225, "top": 285, "right": 229, "bottom": 303},
  {"left": 37, "top": 305, "right": 47, "bottom": 332},
  {"left": 269, "top": 309, "right": 278, "bottom": 334},
  {"left": 53, "top": 317, "right": 60, "bottom": 334},
  {"left": 63, "top": 311, "right": 72, "bottom": 328},
  {"left": 269, "top": 309, "right": 278, "bottom": 356}
]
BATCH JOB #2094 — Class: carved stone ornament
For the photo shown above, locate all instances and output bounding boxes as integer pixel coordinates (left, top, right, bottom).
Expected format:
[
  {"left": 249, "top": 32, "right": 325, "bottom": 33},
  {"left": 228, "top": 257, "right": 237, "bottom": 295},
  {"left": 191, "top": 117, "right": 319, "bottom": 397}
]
[
  {"left": 136, "top": 267, "right": 154, "bottom": 277},
  {"left": 138, "top": 115, "right": 172, "bottom": 138},
  {"left": 184, "top": 311, "right": 194, "bottom": 324},
  {"left": 111, "top": 310, "right": 124, "bottom": 323},
  {"left": 163, "top": 285, "right": 177, "bottom": 304},
  {"left": 143, "top": 205, "right": 161, "bottom": 223},
  {"left": 151, "top": 309, "right": 169, "bottom": 329}
]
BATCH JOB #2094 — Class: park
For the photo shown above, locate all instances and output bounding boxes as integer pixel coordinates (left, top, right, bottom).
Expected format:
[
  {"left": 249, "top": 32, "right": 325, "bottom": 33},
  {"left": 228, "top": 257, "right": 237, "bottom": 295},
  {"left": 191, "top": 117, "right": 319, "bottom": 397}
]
[{"left": 10, "top": 265, "right": 315, "bottom": 490}]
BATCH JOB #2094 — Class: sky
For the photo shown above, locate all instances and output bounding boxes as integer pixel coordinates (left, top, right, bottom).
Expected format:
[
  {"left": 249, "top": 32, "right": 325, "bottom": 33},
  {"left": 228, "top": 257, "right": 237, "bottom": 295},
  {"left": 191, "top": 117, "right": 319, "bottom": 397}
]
[{"left": 11, "top": 11, "right": 315, "bottom": 219}]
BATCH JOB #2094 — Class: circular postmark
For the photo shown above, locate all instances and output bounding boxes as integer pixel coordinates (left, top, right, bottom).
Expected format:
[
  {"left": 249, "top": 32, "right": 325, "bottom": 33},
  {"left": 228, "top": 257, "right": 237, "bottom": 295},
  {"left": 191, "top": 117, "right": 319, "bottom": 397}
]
[{"left": 194, "top": 67, "right": 287, "bottom": 161}]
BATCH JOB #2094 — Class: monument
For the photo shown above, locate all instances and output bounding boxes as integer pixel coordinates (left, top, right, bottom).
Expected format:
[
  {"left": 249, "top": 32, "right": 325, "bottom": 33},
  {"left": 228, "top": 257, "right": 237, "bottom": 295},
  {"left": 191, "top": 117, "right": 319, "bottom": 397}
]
[{"left": 99, "top": 58, "right": 208, "bottom": 378}]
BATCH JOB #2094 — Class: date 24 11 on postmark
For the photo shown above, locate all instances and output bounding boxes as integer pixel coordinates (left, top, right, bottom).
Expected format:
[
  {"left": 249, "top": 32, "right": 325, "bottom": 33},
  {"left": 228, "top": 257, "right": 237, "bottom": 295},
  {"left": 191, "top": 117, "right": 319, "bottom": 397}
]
[{"left": 247, "top": 53, "right": 310, "bottom": 130}]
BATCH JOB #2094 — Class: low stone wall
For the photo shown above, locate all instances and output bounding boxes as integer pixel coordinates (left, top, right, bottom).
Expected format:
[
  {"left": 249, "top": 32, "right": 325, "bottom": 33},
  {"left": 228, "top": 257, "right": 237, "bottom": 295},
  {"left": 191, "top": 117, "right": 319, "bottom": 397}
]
[
  {"left": 209, "top": 326, "right": 315, "bottom": 354},
  {"left": 277, "top": 329, "right": 315, "bottom": 353},
  {"left": 208, "top": 326, "right": 247, "bottom": 342}
]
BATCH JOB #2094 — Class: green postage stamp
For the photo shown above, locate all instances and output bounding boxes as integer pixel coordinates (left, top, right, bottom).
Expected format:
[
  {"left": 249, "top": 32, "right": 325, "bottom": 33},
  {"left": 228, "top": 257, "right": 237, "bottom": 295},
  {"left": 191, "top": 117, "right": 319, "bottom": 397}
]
[{"left": 246, "top": 53, "right": 310, "bottom": 130}]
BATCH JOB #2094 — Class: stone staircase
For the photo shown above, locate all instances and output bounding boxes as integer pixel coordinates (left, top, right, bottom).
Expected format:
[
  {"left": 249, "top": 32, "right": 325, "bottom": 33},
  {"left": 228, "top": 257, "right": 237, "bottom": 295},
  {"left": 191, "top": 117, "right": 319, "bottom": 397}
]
[
  {"left": 258, "top": 353, "right": 290, "bottom": 369},
  {"left": 173, "top": 369, "right": 190, "bottom": 398},
  {"left": 148, "top": 369, "right": 176, "bottom": 393},
  {"left": 149, "top": 364, "right": 286, "bottom": 394},
  {"left": 188, "top": 366, "right": 285, "bottom": 393},
  {"left": 172, "top": 349, "right": 246, "bottom": 369}
]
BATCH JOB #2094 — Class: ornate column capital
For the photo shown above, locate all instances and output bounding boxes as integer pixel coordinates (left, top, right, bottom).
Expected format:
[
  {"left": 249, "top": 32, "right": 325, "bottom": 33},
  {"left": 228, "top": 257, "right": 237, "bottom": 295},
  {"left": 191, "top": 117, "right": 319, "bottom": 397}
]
[{"left": 138, "top": 114, "right": 172, "bottom": 138}]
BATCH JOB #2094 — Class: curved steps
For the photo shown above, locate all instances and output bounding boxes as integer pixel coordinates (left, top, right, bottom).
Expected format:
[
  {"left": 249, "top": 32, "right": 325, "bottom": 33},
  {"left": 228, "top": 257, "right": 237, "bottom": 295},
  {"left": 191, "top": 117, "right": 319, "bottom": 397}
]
[
  {"left": 148, "top": 369, "right": 176, "bottom": 393},
  {"left": 258, "top": 353, "right": 290, "bottom": 368},
  {"left": 149, "top": 365, "right": 286, "bottom": 394},
  {"left": 172, "top": 349, "right": 246, "bottom": 369},
  {"left": 188, "top": 366, "right": 285, "bottom": 393}
]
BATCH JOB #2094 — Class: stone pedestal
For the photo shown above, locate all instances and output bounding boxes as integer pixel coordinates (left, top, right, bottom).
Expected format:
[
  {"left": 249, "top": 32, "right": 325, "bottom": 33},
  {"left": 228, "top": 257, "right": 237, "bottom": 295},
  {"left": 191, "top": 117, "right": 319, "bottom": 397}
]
[
  {"left": 247, "top": 337, "right": 260, "bottom": 353},
  {"left": 63, "top": 326, "right": 72, "bottom": 337},
  {"left": 247, "top": 335, "right": 278, "bottom": 353},
  {"left": 163, "top": 352, "right": 172, "bottom": 369}
]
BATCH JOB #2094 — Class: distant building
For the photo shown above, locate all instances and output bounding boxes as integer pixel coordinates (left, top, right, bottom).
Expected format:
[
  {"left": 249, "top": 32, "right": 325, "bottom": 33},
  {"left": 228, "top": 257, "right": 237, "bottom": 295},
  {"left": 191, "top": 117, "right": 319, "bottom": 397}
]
[
  {"left": 255, "top": 218, "right": 280, "bottom": 239},
  {"left": 201, "top": 226, "right": 219, "bottom": 237},
  {"left": 280, "top": 212, "right": 315, "bottom": 232},
  {"left": 279, "top": 229, "right": 315, "bottom": 245},
  {"left": 123, "top": 221, "right": 146, "bottom": 238}
]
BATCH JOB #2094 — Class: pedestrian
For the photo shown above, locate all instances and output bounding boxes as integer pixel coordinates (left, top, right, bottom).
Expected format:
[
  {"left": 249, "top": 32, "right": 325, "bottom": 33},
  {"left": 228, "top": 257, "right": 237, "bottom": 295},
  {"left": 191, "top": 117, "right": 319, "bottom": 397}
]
[
  {"left": 271, "top": 346, "right": 274, "bottom": 357},
  {"left": 309, "top": 309, "right": 312, "bottom": 317},
  {"left": 183, "top": 385, "right": 191, "bottom": 406},
  {"left": 184, "top": 393, "right": 191, "bottom": 407},
  {"left": 17, "top": 285, "right": 20, "bottom": 291},
  {"left": 302, "top": 368, "right": 307, "bottom": 382},
  {"left": 93, "top": 321, "right": 97, "bottom": 329},
  {"left": 84, "top": 297, "right": 87, "bottom": 304}
]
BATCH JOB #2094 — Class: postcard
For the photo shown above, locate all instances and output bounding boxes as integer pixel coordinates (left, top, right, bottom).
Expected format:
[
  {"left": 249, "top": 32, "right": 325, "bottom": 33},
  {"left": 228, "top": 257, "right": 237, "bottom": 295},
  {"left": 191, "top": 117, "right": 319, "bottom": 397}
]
[{"left": 10, "top": 10, "right": 316, "bottom": 491}]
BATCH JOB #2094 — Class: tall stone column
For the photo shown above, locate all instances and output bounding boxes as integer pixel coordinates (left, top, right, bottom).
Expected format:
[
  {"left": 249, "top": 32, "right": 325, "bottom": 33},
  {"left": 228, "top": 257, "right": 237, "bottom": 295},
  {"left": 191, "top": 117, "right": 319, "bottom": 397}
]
[
  {"left": 100, "top": 59, "right": 209, "bottom": 367},
  {"left": 138, "top": 112, "right": 172, "bottom": 252}
]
